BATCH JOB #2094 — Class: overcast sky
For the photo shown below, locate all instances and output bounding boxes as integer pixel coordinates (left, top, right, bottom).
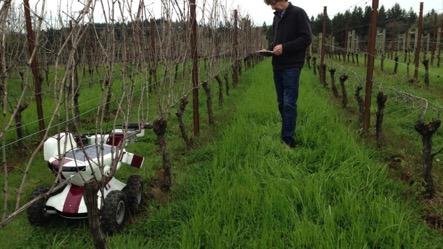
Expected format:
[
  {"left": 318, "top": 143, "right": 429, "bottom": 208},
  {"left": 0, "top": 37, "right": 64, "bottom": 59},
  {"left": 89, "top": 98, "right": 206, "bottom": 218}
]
[{"left": 24, "top": 0, "right": 443, "bottom": 26}]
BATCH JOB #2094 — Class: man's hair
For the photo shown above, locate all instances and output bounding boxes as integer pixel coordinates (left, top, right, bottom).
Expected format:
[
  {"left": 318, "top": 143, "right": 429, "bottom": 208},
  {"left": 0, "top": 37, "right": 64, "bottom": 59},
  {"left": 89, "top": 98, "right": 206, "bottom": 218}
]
[{"left": 264, "top": 0, "right": 287, "bottom": 5}]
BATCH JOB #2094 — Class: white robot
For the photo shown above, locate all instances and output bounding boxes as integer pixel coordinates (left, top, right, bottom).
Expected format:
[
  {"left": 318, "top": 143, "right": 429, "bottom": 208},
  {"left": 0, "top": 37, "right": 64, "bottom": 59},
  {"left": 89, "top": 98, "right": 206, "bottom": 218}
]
[{"left": 27, "top": 123, "right": 149, "bottom": 234}]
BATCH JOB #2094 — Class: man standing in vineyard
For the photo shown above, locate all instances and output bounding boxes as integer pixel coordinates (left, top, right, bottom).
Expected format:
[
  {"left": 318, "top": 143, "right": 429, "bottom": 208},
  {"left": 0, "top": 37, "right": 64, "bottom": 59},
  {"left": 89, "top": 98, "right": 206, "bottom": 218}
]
[{"left": 264, "top": 0, "right": 312, "bottom": 148}]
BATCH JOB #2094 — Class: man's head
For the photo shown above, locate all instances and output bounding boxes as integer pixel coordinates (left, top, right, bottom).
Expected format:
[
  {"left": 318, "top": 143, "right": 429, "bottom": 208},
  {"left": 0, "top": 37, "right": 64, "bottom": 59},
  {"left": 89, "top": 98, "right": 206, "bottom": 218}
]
[{"left": 264, "top": 0, "right": 289, "bottom": 11}]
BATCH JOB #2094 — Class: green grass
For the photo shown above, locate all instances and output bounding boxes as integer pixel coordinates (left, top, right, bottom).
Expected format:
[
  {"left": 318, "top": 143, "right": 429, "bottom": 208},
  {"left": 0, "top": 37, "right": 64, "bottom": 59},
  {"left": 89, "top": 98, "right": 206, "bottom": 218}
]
[{"left": 1, "top": 59, "right": 443, "bottom": 248}]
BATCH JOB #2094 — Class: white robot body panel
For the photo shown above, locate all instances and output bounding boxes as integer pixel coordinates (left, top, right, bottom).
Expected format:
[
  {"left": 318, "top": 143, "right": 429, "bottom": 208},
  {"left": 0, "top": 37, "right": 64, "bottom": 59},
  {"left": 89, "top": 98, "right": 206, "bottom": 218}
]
[
  {"left": 43, "top": 133, "right": 76, "bottom": 161},
  {"left": 45, "top": 178, "right": 126, "bottom": 218}
]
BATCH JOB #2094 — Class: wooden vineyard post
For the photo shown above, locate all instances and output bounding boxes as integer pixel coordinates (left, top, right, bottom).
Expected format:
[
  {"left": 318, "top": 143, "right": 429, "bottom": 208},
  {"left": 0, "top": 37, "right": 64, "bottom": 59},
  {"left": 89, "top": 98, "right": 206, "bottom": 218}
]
[
  {"left": 380, "top": 29, "right": 386, "bottom": 72},
  {"left": 23, "top": 0, "right": 45, "bottom": 133},
  {"left": 402, "top": 33, "right": 408, "bottom": 62},
  {"left": 376, "top": 29, "right": 386, "bottom": 71},
  {"left": 68, "top": 21, "right": 80, "bottom": 127},
  {"left": 344, "top": 29, "right": 349, "bottom": 62},
  {"left": 355, "top": 34, "right": 359, "bottom": 65},
  {"left": 351, "top": 30, "right": 355, "bottom": 64},
  {"left": 148, "top": 19, "right": 158, "bottom": 93},
  {"left": 0, "top": 20, "right": 6, "bottom": 116},
  {"left": 423, "top": 59, "right": 430, "bottom": 88},
  {"left": 425, "top": 33, "right": 430, "bottom": 60},
  {"left": 190, "top": 0, "right": 200, "bottom": 136},
  {"left": 320, "top": 6, "right": 327, "bottom": 86},
  {"left": 437, "top": 26, "right": 441, "bottom": 67},
  {"left": 346, "top": 30, "right": 351, "bottom": 63},
  {"left": 405, "top": 29, "right": 410, "bottom": 63},
  {"left": 232, "top": 9, "right": 239, "bottom": 87},
  {"left": 351, "top": 30, "right": 356, "bottom": 64},
  {"left": 363, "top": 0, "right": 378, "bottom": 133},
  {"left": 331, "top": 36, "right": 335, "bottom": 59},
  {"left": 413, "top": 29, "right": 418, "bottom": 59},
  {"left": 320, "top": 63, "right": 327, "bottom": 86},
  {"left": 413, "top": 2, "right": 424, "bottom": 84},
  {"left": 430, "top": 14, "right": 437, "bottom": 65},
  {"left": 318, "top": 33, "right": 323, "bottom": 61},
  {"left": 391, "top": 43, "right": 395, "bottom": 59}
]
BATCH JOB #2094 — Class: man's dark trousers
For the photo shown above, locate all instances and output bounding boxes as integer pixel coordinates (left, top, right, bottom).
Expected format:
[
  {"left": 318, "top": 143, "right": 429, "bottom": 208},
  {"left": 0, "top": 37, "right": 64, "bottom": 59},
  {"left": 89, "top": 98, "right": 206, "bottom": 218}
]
[{"left": 273, "top": 67, "right": 301, "bottom": 143}]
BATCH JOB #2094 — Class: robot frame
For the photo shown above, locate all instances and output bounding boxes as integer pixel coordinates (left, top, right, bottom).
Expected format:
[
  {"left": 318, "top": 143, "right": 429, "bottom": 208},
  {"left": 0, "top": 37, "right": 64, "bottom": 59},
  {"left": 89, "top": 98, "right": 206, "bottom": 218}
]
[{"left": 27, "top": 123, "right": 150, "bottom": 234}]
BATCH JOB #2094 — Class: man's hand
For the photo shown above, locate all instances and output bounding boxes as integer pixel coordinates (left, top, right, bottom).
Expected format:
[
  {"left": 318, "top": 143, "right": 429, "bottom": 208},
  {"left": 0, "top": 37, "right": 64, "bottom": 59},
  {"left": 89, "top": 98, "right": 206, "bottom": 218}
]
[{"left": 273, "top": 44, "right": 283, "bottom": 56}]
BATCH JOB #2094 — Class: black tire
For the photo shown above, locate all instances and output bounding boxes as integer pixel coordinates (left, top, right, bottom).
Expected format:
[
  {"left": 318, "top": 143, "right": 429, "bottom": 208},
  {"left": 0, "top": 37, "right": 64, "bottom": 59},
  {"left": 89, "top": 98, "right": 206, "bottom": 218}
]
[
  {"left": 26, "top": 187, "right": 51, "bottom": 226},
  {"left": 101, "top": 190, "right": 126, "bottom": 234},
  {"left": 122, "top": 175, "right": 144, "bottom": 214}
]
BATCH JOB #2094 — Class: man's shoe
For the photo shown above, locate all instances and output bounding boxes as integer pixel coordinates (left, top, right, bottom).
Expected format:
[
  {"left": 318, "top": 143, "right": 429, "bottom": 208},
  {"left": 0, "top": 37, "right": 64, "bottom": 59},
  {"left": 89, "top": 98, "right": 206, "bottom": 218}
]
[{"left": 282, "top": 138, "right": 296, "bottom": 148}]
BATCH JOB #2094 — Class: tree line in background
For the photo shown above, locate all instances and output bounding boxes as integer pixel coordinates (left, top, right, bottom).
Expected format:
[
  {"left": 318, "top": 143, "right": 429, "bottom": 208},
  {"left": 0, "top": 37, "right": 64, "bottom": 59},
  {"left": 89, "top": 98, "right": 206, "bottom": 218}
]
[{"left": 310, "top": 3, "right": 441, "bottom": 48}]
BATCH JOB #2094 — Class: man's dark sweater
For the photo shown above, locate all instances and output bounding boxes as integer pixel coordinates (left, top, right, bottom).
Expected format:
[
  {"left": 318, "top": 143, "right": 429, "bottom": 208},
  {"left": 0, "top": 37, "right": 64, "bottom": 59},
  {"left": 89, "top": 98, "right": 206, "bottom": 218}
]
[{"left": 269, "top": 3, "right": 312, "bottom": 70}]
